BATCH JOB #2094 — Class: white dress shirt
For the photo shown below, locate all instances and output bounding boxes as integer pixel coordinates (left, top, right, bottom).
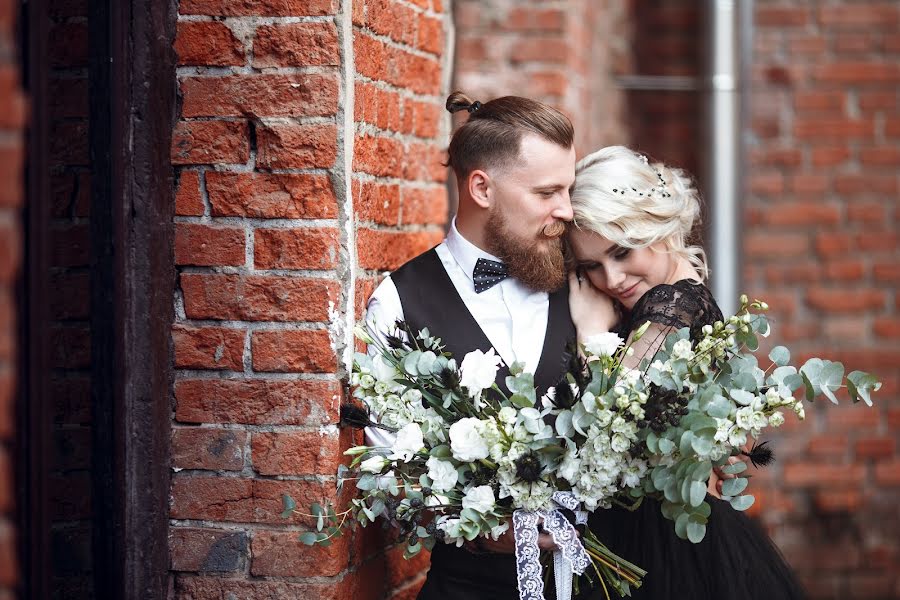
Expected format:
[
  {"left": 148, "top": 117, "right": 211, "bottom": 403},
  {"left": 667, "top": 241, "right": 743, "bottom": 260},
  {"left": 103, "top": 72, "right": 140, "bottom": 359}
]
[{"left": 364, "top": 219, "right": 550, "bottom": 447}]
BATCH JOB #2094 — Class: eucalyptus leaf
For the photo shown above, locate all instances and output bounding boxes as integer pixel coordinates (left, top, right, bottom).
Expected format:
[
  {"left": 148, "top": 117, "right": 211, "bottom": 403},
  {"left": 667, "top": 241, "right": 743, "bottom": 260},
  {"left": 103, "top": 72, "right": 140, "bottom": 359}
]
[
  {"left": 705, "top": 394, "right": 733, "bottom": 418},
  {"left": 658, "top": 437, "right": 675, "bottom": 455},
  {"left": 729, "top": 389, "right": 755, "bottom": 406},
  {"left": 729, "top": 494, "right": 755, "bottom": 511},
  {"left": 675, "top": 512, "right": 690, "bottom": 539},
  {"left": 686, "top": 518, "right": 707, "bottom": 543},
  {"left": 281, "top": 494, "right": 296, "bottom": 516},
  {"left": 721, "top": 477, "right": 748, "bottom": 497},
  {"left": 689, "top": 480, "right": 706, "bottom": 507},
  {"left": 357, "top": 474, "right": 376, "bottom": 491},
  {"left": 847, "top": 370, "right": 881, "bottom": 406},
  {"left": 690, "top": 433, "right": 714, "bottom": 456},
  {"left": 721, "top": 461, "right": 747, "bottom": 475},
  {"left": 819, "top": 361, "right": 845, "bottom": 405},
  {"left": 299, "top": 531, "right": 319, "bottom": 545},
  {"left": 679, "top": 431, "right": 695, "bottom": 456},
  {"left": 768, "top": 346, "right": 790, "bottom": 367}
]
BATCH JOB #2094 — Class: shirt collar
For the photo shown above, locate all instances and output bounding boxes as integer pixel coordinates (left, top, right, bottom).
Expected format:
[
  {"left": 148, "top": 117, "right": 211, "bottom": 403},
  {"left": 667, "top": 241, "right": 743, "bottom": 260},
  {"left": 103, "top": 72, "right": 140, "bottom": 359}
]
[{"left": 446, "top": 218, "right": 501, "bottom": 283}]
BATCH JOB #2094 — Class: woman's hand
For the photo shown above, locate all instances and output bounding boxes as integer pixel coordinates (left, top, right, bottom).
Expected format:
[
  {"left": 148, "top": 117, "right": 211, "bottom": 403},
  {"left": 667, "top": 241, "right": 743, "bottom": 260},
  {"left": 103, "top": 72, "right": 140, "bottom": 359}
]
[{"left": 568, "top": 271, "right": 619, "bottom": 340}]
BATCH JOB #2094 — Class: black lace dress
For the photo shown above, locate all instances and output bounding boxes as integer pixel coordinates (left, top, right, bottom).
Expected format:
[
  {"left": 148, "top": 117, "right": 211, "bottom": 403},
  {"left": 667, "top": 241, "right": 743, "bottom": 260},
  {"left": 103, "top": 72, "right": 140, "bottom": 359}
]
[{"left": 587, "top": 280, "right": 805, "bottom": 600}]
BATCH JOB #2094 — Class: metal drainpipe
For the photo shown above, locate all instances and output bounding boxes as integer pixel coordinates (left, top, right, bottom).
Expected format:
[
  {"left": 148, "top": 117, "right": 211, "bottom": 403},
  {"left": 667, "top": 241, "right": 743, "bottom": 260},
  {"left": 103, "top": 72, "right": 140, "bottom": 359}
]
[
  {"left": 706, "top": 0, "right": 751, "bottom": 316},
  {"left": 616, "top": 2, "right": 750, "bottom": 316}
]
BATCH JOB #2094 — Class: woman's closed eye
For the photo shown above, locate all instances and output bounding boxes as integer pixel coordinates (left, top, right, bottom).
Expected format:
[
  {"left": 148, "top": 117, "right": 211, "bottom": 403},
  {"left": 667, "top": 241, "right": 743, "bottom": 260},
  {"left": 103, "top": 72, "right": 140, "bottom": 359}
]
[{"left": 611, "top": 247, "right": 631, "bottom": 260}]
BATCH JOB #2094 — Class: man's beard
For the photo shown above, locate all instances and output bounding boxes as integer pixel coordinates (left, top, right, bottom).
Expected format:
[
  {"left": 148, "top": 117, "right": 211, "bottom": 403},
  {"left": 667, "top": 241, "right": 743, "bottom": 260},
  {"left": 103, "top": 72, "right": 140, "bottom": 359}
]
[{"left": 485, "top": 209, "right": 567, "bottom": 293}]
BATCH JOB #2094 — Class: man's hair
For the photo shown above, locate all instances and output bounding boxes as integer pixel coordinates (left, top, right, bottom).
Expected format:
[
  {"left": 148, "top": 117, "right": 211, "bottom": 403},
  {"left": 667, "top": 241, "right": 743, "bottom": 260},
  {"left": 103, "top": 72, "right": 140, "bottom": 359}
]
[{"left": 445, "top": 91, "right": 574, "bottom": 178}]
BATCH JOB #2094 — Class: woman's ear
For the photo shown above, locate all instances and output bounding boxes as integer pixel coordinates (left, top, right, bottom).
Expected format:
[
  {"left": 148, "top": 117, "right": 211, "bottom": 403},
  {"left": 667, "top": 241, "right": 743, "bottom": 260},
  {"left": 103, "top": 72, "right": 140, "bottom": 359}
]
[{"left": 468, "top": 169, "right": 492, "bottom": 209}]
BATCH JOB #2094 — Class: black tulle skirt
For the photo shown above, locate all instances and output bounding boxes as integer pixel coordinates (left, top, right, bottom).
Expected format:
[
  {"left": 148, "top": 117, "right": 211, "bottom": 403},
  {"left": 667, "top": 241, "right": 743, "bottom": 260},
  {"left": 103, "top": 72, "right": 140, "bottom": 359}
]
[{"left": 586, "top": 495, "right": 806, "bottom": 600}]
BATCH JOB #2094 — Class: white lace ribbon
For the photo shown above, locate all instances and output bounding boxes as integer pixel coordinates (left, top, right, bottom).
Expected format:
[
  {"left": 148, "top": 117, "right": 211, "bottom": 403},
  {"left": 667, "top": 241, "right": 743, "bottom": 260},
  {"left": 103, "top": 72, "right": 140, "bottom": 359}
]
[{"left": 512, "top": 492, "right": 591, "bottom": 600}]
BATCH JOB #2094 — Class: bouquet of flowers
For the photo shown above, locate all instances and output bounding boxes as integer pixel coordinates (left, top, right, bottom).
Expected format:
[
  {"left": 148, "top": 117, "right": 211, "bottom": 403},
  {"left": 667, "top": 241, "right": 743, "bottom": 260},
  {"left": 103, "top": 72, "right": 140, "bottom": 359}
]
[
  {"left": 548, "top": 295, "right": 881, "bottom": 544},
  {"left": 284, "top": 296, "right": 880, "bottom": 600}
]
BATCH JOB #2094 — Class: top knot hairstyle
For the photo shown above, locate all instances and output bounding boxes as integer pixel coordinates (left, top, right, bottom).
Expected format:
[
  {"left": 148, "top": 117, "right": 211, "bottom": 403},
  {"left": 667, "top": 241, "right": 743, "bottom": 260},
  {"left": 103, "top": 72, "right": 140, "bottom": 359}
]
[
  {"left": 445, "top": 91, "right": 574, "bottom": 178},
  {"left": 571, "top": 146, "right": 709, "bottom": 280}
]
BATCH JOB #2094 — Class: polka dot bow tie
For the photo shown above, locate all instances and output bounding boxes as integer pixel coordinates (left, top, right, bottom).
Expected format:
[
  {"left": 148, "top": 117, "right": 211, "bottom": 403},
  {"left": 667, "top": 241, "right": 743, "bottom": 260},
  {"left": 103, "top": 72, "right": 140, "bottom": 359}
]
[{"left": 473, "top": 258, "right": 509, "bottom": 293}]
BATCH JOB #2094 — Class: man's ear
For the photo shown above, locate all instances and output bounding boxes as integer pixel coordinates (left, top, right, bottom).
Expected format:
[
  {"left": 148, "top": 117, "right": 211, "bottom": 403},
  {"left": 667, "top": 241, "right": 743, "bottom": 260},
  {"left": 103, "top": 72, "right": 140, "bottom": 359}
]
[{"left": 468, "top": 169, "right": 492, "bottom": 209}]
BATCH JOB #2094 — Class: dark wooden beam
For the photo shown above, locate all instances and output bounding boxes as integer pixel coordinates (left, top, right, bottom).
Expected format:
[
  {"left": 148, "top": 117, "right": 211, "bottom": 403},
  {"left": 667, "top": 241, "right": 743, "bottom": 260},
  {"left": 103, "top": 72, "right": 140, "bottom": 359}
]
[{"left": 89, "top": 0, "right": 176, "bottom": 596}]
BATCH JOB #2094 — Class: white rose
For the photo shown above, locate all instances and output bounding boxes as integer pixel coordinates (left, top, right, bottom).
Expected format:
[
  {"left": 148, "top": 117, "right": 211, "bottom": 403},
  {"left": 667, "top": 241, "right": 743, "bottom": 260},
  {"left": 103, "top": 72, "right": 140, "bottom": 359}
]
[
  {"left": 459, "top": 348, "right": 503, "bottom": 394},
  {"left": 584, "top": 332, "right": 624, "bottom": 358},
  {"left": 489, "top": 521, "right": 510, "bottom": 540},
  {"left": 462, "top": 485, "right": 496, "bottom": 514},
  {"left": 728, "top": 428, "right": 747, "bottom": 448},
  {"left": 671, "top": 339, "right": 695, "bottom": 361},
  {"left": 360, "top": 454, "right": 388, "bottom": 473},
  {"left": 426, "top": 456, "right": 459, "bottom": 492},
  {"left": 610, "top": 433, "right": 630, "bottom": 453},
  {"left": 389, "top": 422, "right": 424, "bottom": 462},
  {"left": 498, "top": 406, "right": 517, "bottom": 424},
  {"left": 449, "top": 417, "right": 490, "bottom": 462}
]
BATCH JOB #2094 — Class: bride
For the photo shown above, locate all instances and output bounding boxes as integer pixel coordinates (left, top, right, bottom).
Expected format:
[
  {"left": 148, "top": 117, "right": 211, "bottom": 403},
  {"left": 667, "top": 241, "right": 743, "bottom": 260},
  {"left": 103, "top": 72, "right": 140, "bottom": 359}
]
[{"left": 566, "top": 146, "right": 805, "bottom": 599}]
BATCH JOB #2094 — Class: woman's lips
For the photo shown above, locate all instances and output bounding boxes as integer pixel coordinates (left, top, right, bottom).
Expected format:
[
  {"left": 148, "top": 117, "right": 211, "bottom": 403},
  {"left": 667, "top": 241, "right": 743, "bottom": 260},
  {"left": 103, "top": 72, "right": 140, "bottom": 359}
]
[{"left": 617, "top": 282, "right": 639, "bottom": 300}]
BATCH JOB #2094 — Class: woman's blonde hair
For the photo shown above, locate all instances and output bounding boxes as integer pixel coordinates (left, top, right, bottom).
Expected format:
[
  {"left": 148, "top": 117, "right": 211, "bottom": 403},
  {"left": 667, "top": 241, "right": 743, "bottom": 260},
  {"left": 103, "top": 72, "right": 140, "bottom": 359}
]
[{"left": 570, "top": 146, "right": 709, "bottom": 280}]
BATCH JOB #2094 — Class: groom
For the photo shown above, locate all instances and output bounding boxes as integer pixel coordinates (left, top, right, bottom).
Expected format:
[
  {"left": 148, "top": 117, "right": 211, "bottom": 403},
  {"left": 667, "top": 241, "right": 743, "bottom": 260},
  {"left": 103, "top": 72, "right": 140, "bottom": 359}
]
[{"left": 365, "top": 92, "right": 577, "bottom": 600}]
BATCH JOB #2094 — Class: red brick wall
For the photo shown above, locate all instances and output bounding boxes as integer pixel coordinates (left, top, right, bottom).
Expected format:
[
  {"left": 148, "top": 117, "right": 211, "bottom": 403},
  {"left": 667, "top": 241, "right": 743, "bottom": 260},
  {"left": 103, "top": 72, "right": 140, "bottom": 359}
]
[
  {"left": 452, "top": 0, "right": 629, "bottom": 154},
  {"left": 46, "top": 0, "right": 93, "bottom": 595},
  {"left": 0, "top": 0, "right": 24, "bottom": 594},
  {"left": 169, "top": 1, "right": 450, "bottom": 597},
  {"left": 746, "top": 3, "right": 900, "bottom": 597}
]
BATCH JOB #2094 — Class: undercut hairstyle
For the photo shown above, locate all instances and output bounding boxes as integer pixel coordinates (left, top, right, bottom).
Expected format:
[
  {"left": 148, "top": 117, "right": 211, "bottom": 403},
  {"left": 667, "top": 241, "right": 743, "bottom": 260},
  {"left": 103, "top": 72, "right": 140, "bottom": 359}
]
[
  {"left": 570, "top": 146, "right": 710, "bottom": 280},
  {"left": 445, "top": 91, "right": 574, "bottom": 178}
]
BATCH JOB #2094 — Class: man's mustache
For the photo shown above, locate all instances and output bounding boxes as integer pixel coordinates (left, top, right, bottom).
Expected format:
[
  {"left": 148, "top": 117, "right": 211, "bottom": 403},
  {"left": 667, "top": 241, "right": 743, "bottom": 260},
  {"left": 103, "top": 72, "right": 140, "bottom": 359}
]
[{"left": 541, "top": 221, "right": 567, "bottom": 239}]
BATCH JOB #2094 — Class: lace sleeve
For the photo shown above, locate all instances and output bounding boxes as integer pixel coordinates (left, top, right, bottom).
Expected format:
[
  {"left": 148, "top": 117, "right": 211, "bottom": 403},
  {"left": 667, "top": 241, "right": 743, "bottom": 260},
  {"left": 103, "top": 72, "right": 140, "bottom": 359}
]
[{"left": 622, "top": 280, "right": 724, "bottom": 342}]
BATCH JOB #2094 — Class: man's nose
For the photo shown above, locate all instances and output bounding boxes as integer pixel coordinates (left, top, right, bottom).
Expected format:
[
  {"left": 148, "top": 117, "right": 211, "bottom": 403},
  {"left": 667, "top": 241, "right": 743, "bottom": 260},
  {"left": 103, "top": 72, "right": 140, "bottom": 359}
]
[{"left": 552, "top": 192, "right": 574, "bottom": 222}]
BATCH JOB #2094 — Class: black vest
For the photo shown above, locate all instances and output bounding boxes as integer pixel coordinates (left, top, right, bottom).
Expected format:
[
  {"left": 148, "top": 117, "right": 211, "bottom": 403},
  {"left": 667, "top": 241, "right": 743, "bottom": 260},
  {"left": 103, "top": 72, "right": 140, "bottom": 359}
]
[
  {"left": 391, "top": 247, "right": 575, "bottom": 400},
  {"left": 390, "top": 247, "right": 576, "bottom": 600}
]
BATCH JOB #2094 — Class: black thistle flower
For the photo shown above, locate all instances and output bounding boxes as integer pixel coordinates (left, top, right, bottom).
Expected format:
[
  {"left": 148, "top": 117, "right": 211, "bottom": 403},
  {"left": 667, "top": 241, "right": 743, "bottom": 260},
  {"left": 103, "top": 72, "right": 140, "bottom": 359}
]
[
  {"left": 514, "top": 451, "right": 544, "bottom": 483},
  {"left": 339, "top": 403, "right": 397, "bottom": 432},
  {"left": 643, "top": 384, "right": 686, "bottom": 432},
  {"left": 742, "top": 440, "right": 775, "bottom": 468},
  {"left": 385, "top": 332, "right": 407, "bottom": 350},
  {"left": 438, "top": 366, "right": 461, "bottom": 390},
  {"left": 550, "top": 379, "right": 578, "bottom": 410}
]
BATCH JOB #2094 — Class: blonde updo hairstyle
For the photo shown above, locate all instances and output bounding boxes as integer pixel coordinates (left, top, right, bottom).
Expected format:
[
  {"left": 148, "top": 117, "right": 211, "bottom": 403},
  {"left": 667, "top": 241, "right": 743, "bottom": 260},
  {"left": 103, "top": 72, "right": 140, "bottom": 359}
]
[{"left": 570, "top": 146, "right": 709, "bottom": 280}]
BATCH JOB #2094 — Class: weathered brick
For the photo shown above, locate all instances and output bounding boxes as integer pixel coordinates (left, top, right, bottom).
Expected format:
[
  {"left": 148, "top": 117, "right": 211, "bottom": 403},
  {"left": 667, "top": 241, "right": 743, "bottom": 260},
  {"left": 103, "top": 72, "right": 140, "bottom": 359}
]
[
  {"left": 815, "top": 62, "right": 900, "bottom": 84},
  {"left": 180, "top": 273, "right": 338, "bottom": 322},
  {"left": 744, "top": 232, "right": 808, "bottom": 257},
  {"left": 251, "top": 430, "right": 341, "bottom": 475},
  {"left": 172, "top": 120, "right": 249, "bottom": 165},
  {"left": 355, "top": 180, "right": 401, "bottom": 225},
  {"left": 178, "top": 0, "right": 337, "bottom": 16},
  {"left": 174, "top": 575, "right": 351, "bottom": 600},
  {"left": 48, "top": 23, "right": 88, "bottom": 67},
  {"left": 172, "top": 427, "right": 247, "bottom": 471},
  {"left": 256, "top": 124, "right": 337, "bottom": 169},
  {"left": 357, "top": 229, "right": 442, "bottom": 271},
  {"left": 253, "top": 22, "right": 340, "bottom": 67},
  {"left": 874, "top": 461, "right": 900, "bottom": 486},
  {"left": 206, "top": 172, "right": 337, "bottom": 219},
  {"left": 354, "top": 31, "right": 442, "bottom": 95},
  {"left": 174, "top": 378, "right": 339, "bottom": 425},
  {"left": 50, "top": 223, "right": 88, "bottom": 267},
  {"left": 175, "top": 170, "right": 204, "bottom": 216},
  {"left": 181, "top": 74, "right": 338, "bottom": 118},
  {"left": 169, "top": 527, "right": 249, "bottom": 572},
  {"left": 50, "top": 325, "right": 90, "bottom": 369},
  {"left": 254, "top": 227, "right": 339, "bottom": 270},
  {"left": 250, "top": 529, "right": 348, "bottom": 577},
  {"left": 855, "top": 437, "right": 895, "bottom": 459},
  {"left": 173, "top": 325, "right": 245, "bottom": 371},
  {"left": 818, "top": 4, "right": 899, "bottom": 28},
  {"left": 793, "top": 118, "right": 874, "bottom": 140},
  {"left": 50, "top": 273, "right": 89, "bottom": 323},
  {"left": 174, "top": 223, "right": 246, "bottom": 267},
  {"left": 783, "top": 463, "right": 866, "bottom": 488},
  {"left": 169, "top": 475, "right": 332, "bottom": 524},
  {"left": 756, "top": 6, "right": 808, "bottom": 27},
  {"left": 401, "top": 187, "right": 448, "bottom": 225},
  {"left": 251, "top": 329, "right": 336, "bottom": 373},
  {"left": 175, "top": 21, "right": 244, "bottom": 66},
  {"left": 806, "top": 288, "right": 886, "bottom": 312}
]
